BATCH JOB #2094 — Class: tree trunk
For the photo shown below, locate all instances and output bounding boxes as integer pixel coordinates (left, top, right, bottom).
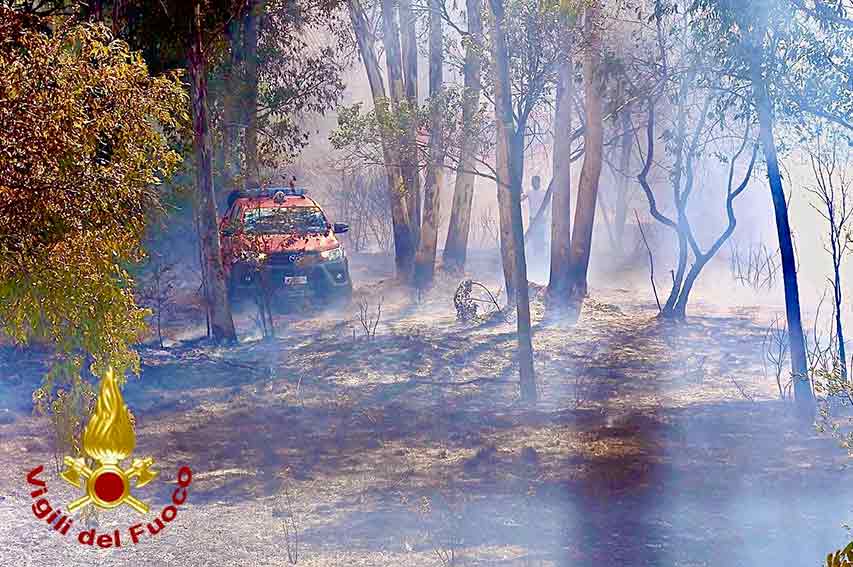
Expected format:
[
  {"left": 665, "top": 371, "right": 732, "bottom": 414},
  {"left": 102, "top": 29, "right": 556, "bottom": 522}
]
[
  {"left": 219, "top": 17, "right": 243, "bottom": 208},
  {"left": 567, "top": 4, "right": 603, "bottom": 302},
  {"left": 414, "top": 0, "right": 444, "bottom": 289},
  {"left": 672, "top": 256, "right": 706, "bottom": 319},
  {"left": 442, "top": 0, "right": 483, "bottom": 273},
  {"left": 613, "top": 103, "right": 632, "bottom": 255},
  {"left": 496, "top": 131, "right": 518, "bottom": 302},
  {"left": 661, "top": 230, "right": 687, "bottom": 317},
  {"left": 547, "top": 55, "right": 574, "bottom": 309},
  {"left": 749, "top": 26, "right": 813, "bottom": 415},
  {"left": 349, "top": 0, "right": 415, "bottom": 281},
  {"left": 834, "top": 268, "right": 848, "bottom": 380},
  {"left": 188, "top": 3, "right": 237, "bottom": 344},
  {"left": 399, "top": 0, "right": 421, "bottom": 248},
  {"left": 486, "top": 2, "right": 517, "bottom": 301},
  {"left": 243, "top": 0, "right": 262, "bottom": 188},
  {"left": 489, "top": 0, "right": 536, "bottom": 402}
]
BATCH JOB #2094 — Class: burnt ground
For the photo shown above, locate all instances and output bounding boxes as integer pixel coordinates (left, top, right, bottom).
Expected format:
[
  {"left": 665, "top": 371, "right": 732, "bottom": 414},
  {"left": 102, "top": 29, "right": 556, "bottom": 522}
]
[{"left": 0, "top": 253, "right": 852, "bottom": 566}]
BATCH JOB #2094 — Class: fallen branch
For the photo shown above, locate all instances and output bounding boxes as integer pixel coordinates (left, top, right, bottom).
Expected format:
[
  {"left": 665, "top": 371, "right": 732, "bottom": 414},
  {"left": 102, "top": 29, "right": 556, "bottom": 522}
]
[{"left": 730, "top": 377, "right": 755, "bottom": 403}]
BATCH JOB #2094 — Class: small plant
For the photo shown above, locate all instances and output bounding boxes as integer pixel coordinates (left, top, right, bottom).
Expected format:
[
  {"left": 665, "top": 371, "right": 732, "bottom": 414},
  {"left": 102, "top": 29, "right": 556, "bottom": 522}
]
[
  {"left": 763, "top": 315, "right": 790, "bottom": 400},
  {"left": 416, "top": 491, "right": 465, "bottom": 567},
  {"left": 814, "top": 362, "right": 853, "bottom": 439},
  {"left": 32, "top": 358, "right": 96, "bottom": 474},
  {"left": 277, "top": 475, "right": 300, "bottom": 565},
  {"left": 138, "top": 253, "right": 177, "bottom": 348},
  {"left": 357, "top": 295, "right": 382, "bottom": 340},
  {"left": 728, "top": 240, "right": 781, "bottom": 291}
]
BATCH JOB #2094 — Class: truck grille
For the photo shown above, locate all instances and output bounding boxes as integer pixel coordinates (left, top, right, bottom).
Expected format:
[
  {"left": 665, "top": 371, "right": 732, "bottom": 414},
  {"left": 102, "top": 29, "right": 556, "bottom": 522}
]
[{"left": 267, "top": 251, "right": 316, "bottom": 266}]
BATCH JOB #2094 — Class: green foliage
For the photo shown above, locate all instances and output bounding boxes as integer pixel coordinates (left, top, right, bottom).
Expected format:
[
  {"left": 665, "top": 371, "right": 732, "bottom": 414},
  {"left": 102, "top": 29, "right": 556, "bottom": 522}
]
[
  {"left": 482, "top": 0, "right": 565, "bottom": 130},
  {"left": 827, "top": 540, "right": 853, "bottom": 567},
  {"left": 205, "top": 0, "right": 349, "bottom": 182},
  {"left": 0, "top": 9, "right": 186, "bottom": 455},
  {"left": 815, "top": 362, "right": 853, "bottom": 452},
  {"left": 689, "top": 0, "right": 853, "bottom": 137},
  {"left": 331, "top": 89, "right": 492, "bottom": 177}
]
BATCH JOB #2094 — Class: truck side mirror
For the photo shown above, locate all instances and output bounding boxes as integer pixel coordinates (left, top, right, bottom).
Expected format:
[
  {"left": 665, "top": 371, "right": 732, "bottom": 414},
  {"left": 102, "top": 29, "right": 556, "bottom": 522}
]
[{"left": 333, "top": 222, "right": 349, "bottom": 234}]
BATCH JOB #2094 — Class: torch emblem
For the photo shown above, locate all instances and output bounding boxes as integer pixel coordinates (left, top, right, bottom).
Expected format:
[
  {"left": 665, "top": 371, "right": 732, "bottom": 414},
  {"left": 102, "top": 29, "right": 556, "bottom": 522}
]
[{"left": 60, "top": 368, "right": 158, "bottom": 514}]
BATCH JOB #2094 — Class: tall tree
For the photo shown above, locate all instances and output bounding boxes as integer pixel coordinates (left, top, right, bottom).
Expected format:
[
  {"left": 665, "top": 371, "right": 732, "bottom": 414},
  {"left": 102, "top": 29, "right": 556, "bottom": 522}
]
[
  {"left": 442, "top": 0, "right": 483, "bottom": 273},
  {"left": 347, "top": 0, "right": 416, "bottom": 281},
  {"left": 748, "top": 14, "right": 812, "bottom": 410},
  {"left": 690, "top": 0, "right": 834, "bottom": 414},
  {"left": 414, "top": 0, "right": 445, "bottom": 289},
  {"left": 93, "top": 0, "right": 246, "bottom": 342},
  {"left": 382, "top": 0, "right": 419, "bottom": 282},
  {"left": 219, "top": 17, "right": 243, "bottom": 205},
  {"left": 399, "top": 0, "right": 421, "bottom": 246},
  {"left": 243, "top": 0, "right": 263, "bottom": 187},
  {"left": 0, "top": 8, "right": 186, "bottom": 450},
  {"left": 216, "top": 0, "right": 345, "bottom": 199},
  {"left": 485, "top": 0, "right": 561, "bottom": 300},
  {"left": 547, "top": 45, "right": 574, "bottom": 310},
  {"left": 565, "top": 2, "right": 603, "bottom": 303},
  {"left": 188, "top": 1, "right": 237, "bottom": 342},
  {"left": 489, "top": 0, "right": 537, "bottom": 402}
]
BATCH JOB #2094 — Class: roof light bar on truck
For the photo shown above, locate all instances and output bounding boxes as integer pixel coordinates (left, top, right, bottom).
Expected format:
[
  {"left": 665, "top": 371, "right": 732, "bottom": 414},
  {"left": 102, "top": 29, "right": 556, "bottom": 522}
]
[{"left": 239, "top": 186, "right": 306, "bottom": 198}]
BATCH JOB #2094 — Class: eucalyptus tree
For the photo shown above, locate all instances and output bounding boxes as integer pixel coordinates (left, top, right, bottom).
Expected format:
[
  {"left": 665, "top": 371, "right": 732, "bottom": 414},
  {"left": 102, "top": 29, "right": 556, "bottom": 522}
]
[
  {"left": 482, "top": 0, "right": 562, "bottom": 300},
  {"left": 442, "top": 0, "right": 484, "bottom": 273},
  {"left": 688, "top": 0, "right": 853, "bottom": 414},
  {"left": 344, "top": 0, "right": 417, "bottom": 282},
  {"left": 215, "top": 0, "right": 347, "bottom": 198},
  {"left": 0, "top": 6, "right": 186, "bottom": 452},
  {"left": 488, "top": 0, "right": 537, "bottom": 402},
  {"left": 564, "top": 1, "right": 604, "bottom": 303},
  {"left": 413, "top": 0, "right": 446, "bottom": 289},
  {"left": 104, "top": 0, "right": 243, "bottom": 343}
]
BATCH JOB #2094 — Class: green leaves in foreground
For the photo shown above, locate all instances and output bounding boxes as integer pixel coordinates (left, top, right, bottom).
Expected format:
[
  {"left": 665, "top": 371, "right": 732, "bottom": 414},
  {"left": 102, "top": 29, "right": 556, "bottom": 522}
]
[
  {"left": 827, "top": 541, "right": 853, "bottom": 567},
  {"left": 0, "top": 8, "right": 186, "bottom": 456}
]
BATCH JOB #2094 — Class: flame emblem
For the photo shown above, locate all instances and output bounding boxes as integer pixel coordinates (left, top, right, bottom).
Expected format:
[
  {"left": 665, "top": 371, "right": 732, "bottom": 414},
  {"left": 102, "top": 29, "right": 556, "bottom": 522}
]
[{"left": 60, "top": 368, "right": 158, "bottom": 514}]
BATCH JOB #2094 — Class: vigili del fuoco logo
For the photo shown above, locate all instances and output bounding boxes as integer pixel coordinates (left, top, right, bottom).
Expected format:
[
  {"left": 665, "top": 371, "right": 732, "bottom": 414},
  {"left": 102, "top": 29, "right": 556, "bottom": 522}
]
[{"left": 25, "top": 368, "right": 193, "bottom": 548}]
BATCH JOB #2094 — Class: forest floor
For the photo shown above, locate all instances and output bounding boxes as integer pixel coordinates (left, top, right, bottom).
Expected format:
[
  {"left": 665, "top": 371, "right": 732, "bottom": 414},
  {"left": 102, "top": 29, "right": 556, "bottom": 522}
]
[{"left": 1, "top": 252, "right": 852, "bottom": 566}]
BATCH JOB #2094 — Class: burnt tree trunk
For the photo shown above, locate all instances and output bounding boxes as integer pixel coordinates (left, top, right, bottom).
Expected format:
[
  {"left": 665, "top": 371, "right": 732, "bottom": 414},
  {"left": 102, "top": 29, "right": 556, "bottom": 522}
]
[
  {"left": 567, "top": 4, "right": 603, "bottom": 303},
  {"left": 414, "top": 0, "right": 444, "bottom": 289},
  {"left": 381, "top": 0, "right": 416, "bottom": 282},
  {"left": 442, "top": 0, "right": 483, "bottom": 273},
  {"left": 495, "top": 125, "right": 518, "bottom": 302},
  {"left": 547, "top": 54, "right": 574, "bottom": 310},
  {"left": 489, "top": 0, "right": 536, "bottom": 402},
  {"left": 188, "top": 3, "right": 237, "bottom": 344}
]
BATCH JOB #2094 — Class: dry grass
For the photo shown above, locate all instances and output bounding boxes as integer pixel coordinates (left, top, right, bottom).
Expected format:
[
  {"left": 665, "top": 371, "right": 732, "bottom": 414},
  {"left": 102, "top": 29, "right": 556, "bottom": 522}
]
[{"left": 0, "top": 268, "right": 851, "bottom": 566}]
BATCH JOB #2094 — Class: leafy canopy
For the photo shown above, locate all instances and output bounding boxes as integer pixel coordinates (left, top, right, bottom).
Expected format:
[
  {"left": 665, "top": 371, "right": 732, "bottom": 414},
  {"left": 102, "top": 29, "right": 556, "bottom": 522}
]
[{"left": 0, "top": 8, "right": 186, "bottom": 387}]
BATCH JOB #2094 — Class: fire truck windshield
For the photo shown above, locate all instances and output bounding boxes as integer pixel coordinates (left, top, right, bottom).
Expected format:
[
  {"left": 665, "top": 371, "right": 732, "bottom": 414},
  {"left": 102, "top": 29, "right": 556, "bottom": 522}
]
[{"left": 242, "top": 207, "right": 327, "bottom": 234}]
